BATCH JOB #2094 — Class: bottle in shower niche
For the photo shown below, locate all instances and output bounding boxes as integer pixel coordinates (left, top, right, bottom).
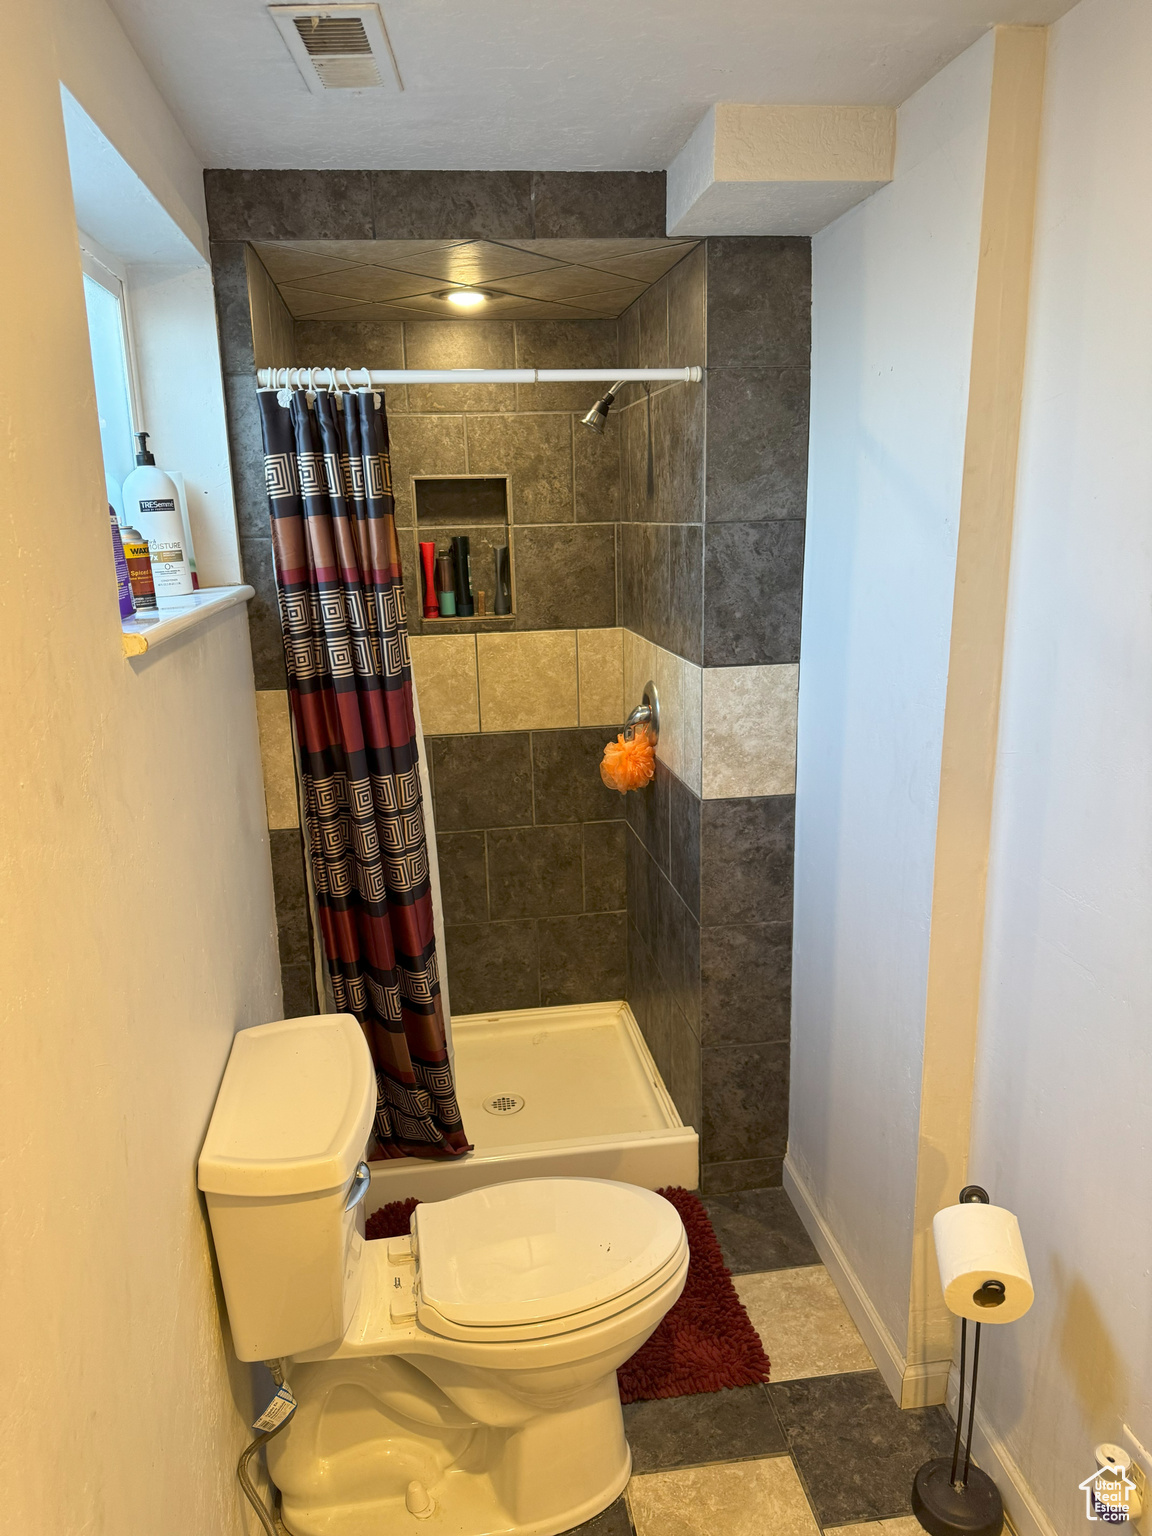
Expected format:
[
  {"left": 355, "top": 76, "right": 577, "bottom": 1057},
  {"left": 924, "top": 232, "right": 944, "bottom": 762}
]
[
  {"left": 435, "top": 549, "right": 457, "bottom": 616},
  {"left": 492, "top": 545, "right": 511, "bottom": 615},
  {"left": 452, "top": 535, "right": 474, "bottom": 617},
  {"left": 121, "top": 432, "right": 193, "bottom": 600}
]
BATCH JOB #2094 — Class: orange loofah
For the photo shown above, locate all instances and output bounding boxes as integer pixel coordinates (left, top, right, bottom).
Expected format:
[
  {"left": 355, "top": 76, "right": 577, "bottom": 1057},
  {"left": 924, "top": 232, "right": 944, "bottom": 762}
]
[{"left": 600, "top": 728, "right": 656, "bottom": 793}]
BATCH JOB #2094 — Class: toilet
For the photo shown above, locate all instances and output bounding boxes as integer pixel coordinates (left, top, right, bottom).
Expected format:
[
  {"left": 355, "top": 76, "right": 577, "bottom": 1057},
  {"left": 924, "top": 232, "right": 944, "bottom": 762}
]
[{"left": 198, "top": 1014, "right": 689, "bottom": 1536}]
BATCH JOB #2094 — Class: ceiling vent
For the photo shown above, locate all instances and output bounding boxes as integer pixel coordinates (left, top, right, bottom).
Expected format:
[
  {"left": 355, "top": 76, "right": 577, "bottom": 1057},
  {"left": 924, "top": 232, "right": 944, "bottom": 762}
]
[{"left": 269, "top": 5, "right": 402, "bottom": 93}]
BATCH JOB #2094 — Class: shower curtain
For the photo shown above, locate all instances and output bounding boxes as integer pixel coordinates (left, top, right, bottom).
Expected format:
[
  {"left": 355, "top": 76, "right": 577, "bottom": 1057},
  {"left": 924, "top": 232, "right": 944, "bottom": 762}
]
[{"left": 257, "top": 384, "right": 469, "bottom": 1160}]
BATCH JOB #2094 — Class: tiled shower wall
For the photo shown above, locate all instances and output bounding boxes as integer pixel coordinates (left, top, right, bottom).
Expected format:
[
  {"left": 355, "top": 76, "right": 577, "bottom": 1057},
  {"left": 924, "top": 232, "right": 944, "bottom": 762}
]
[
  {"left": 294, "top": 316, "right": 628, "bottom": 1009},
  {"left": 618, "top": 238, "right": 809, "bottom": 1195},
  {"left": 207, "top": 173, "right": 810, "bottom": 1196},
  {"left": 206, "top": 170, "right": 664, "bottom": 1020}
]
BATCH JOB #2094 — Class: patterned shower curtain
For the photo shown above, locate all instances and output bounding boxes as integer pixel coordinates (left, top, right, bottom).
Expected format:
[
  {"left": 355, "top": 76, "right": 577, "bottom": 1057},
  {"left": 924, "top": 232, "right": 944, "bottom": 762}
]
[{"left": 257, "top": 384, "right": 469, "bottom": 1160}]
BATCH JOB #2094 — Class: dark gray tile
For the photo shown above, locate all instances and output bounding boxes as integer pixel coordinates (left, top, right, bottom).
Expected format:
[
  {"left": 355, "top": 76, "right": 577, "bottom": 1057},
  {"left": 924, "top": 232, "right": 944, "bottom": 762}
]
[
  {"left": 770, "top": 1372, "right": 955, "bottom": 1528},
  {"left": 625, "top": 759, "right": 670, "bottom": 874},
  {"left": 533, "top": 729, "right": 625, "bottom": 825},
  {"left": 487, "top": 826, "right": 583, "bottom": 919},
  {"left": 627, "top": 921, "right": 672, "bottom": 1082},
  {"left": 512, "top": 524, "right": 617, "bottom": 630},
  {"left": 530, "top": 171, "right": 666, "bottom": 239},
  {"left": 436, "top": 832, "right": 488, "bottom": 925},
  {"left": 443, "top": 920, "right": 538, "bottom": 1014},
  {"left": 617, "top": 300, "right": 640, "bottom": 371},
  {"left": 560, "top": 1493, "right": 632, "bottom": 1536},
  {"left": 515, "top": 320, "right": 619, "bottom": 412},
  {"left": 371, "top": 171, "right": 533, "bottom": 240},
  {"left": 700, "top": 796, "right": 794, "bottom": 926},
  {"left": 669, "top": 1003, "right": 701, "bottom": 1128},
  {"left": 240, "top": 536, "right": 286, "bottom": 690},
  {"left": 638, "top": 283, "right": 669, "bottom": 369},
  {"left": 574, "top": 412, "right": 621, "bottom": 524},
  {"left": 389, "top": 414, "right": 468, "bottom": 525},
  {"left": 467, "top": 414, "right": 573, "bottom": 524},
  {"left": 269, "top": 828, "right": 311, "bottom": 966},
  {"left": 619, "top": 397, "right": 649, "bottom": 524},
  {"left": 705, "top": 237, "right": 811, "bottom": 368},
  {"left": 700, "top": 922, "right": 791, "bottom": 1045},
  {"left": 653, "top": 382, "right": 705, "bottom": 525},
  {"left": 667, "top": 522, "right": 704, "bottom": 665},
  {"left": 583, "top": 822, "right": 626, "bottom": 913},
  {"left": 211, "top": 242, "right": 255, "bottom": 376},
  {"left": 224, "top": 373, "right": 268, "bottom": 539},
  {"left": 667, "top": 243, "right": 707, "bottom": 367},
  {"left": 539, "top": 913, "right": 626, "bottom": 1006},
  {"left": 626, "top": 829, "right": 660, "bottom": 951},
  {"left": 656, "top": 877, "right": 700, "bottom": 1032},
  {"left": 614, "top": 524, "right": 624, "bottom": 631},
  {"left": 280, "top": 962, "right": 318, "bottom": 1019},
  {"left": 640, "top": 523, "right": 671, "bottom": 651},
  {"left": 429, "top": 734, "right": 533, "bottom": 830},
  {"left": 668, "top": 773, "right": 701, "bottom": 918},
  {"left": 703, "top": 520, "right": 805, "bottom": 666},
  {"left": 404, "top": 322, "right": 516, "bottom": 414},
  {"left": 626, "top": 918, "right": 654, "bottom": 1036},
  {"left": 620, "top": 520, "right": 642, "bottom": 628},
  {"left": 702, "top": 1187, "right": 819, "bottom": 1273},
  {"left": 701, "top": 1041, "right": 790, "bottom": 1164},
  {"left": 204, "top": 170, "right": 374, "bottom": 241},
  {"left": 623, "top": 1386, "right": 785, "bottom": 1474},
  {"left": 706, "top": 367, "right": 809, "bottom": 522},
  {"left": 294, "top": 318, "right": 405, "bottom": 371},
  {"left": 702, "top": 1157, "right": 784, "bottom": 1194},
  {"left": 295, "top": 320, "right": 408, "bottom": 413}
]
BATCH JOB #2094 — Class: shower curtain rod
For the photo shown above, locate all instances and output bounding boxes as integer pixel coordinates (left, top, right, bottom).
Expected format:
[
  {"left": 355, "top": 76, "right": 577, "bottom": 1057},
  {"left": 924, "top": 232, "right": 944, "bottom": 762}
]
[{"left": 257, "top": 366, "right": 703, "bottom": 389}]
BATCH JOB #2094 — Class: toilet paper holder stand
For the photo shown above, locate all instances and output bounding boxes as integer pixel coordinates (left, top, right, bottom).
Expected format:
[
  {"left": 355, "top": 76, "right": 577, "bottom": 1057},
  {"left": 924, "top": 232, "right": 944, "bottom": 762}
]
[{"left": 912, "top": 1185, "right": 1015, "bottom": 1536}]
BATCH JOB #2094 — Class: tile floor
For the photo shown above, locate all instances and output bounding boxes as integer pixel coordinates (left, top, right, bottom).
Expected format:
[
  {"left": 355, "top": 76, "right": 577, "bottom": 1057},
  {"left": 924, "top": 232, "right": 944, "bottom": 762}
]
[{"left": 569, "top": 1188, "right": 955, "bottom": 1536}]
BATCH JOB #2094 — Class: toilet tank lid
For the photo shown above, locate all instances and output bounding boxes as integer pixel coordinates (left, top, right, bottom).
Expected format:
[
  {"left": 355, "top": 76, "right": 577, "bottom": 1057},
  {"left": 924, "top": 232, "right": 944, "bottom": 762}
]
[
  {"left": 198, "top": 1014, "right": 376, "bottom": 1197},
  {"left": 414, "top": 1178, "right": 685, "bottom": 1327}
]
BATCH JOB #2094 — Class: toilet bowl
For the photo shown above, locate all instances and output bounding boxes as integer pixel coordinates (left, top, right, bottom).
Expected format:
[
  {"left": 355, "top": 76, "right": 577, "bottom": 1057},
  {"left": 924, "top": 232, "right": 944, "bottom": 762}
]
[{"left": 199, "top": 1014, "right": 688, "bottom": 1536}]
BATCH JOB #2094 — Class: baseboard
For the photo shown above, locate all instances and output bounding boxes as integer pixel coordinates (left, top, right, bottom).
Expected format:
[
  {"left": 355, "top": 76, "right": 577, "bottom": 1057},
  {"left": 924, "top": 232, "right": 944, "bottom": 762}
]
[
  {"left": 783, "top": 1157, "right": 951, "bottom": 1409},
  {"left": 946, "top": 1366, "right": 1058, "bottom": 1536}
]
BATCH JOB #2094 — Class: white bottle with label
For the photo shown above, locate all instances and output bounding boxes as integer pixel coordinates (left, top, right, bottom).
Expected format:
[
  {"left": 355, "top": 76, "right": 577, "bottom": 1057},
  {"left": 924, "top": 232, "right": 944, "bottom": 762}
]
[{"left": 121, "top": 432, "right": 193, "bottom": 600}]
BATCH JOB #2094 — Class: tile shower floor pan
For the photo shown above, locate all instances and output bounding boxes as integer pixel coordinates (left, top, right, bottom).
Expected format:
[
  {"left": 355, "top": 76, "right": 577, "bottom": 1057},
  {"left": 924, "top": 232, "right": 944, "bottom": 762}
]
[{"left": 366, "top": 1000, "right": 698, "bottom": 1209}]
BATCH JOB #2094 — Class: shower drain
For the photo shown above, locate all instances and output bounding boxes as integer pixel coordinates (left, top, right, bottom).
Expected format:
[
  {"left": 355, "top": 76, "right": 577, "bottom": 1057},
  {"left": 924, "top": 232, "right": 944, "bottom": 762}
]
[{"left": 483, "top": 1093, "right": 525, "bottom": 1115}]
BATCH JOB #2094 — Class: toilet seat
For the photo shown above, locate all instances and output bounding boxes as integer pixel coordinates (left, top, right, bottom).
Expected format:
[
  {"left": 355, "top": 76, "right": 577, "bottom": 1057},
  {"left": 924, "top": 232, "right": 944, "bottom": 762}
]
[
  {"left": 416, "top": 1230, "right": 689, "bottom": 1342},
  {"left": 413, "top": 1178, "right": 686, "bottom": 1342}
]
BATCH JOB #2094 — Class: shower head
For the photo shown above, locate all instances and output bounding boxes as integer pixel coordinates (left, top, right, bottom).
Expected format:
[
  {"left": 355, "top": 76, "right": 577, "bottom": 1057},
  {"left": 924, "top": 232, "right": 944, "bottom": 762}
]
[{"left": 580, "top": 381, "right": 625, "bottom": 434}]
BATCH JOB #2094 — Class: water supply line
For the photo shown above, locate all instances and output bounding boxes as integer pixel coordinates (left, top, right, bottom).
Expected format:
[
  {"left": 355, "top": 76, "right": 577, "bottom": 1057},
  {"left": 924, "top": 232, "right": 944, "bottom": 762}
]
[{"left": 237, "top": 1360, "right": 293, "bottom": 1536}]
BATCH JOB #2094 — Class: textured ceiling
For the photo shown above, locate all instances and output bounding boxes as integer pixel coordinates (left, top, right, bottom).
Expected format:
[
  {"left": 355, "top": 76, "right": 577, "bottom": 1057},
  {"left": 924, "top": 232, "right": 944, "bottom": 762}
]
[
  {"left": 255, "top": 238, "right": 698, "bottom": 321},
  {"left": 107, "top": 0, "right": 1076, "bottom": 172}
]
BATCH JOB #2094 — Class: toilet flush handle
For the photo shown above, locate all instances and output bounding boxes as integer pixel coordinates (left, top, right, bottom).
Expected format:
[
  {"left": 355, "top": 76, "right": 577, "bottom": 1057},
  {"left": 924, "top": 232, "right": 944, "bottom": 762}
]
[{"left": 344, "top": 1161, "right": 372, "bottom": 1212}]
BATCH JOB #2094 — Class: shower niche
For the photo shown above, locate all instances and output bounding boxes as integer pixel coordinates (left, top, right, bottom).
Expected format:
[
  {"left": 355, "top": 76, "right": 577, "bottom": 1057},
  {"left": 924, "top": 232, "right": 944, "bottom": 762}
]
[{"left": 415, "top": 476, "right": 513, "bottom": 625}]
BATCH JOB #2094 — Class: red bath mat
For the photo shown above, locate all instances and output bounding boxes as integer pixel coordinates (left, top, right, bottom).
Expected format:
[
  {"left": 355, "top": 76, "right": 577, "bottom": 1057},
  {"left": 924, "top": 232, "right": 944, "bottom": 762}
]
[{"left": 364, "top": 1186, "right": 770, "bottom": 1403}]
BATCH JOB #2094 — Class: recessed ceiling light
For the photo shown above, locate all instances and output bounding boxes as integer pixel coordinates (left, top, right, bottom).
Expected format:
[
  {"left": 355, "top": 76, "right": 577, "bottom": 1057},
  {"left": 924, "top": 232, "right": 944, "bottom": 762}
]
[{"left": 438, "top": 289, "right": 489, "bottom": 309}]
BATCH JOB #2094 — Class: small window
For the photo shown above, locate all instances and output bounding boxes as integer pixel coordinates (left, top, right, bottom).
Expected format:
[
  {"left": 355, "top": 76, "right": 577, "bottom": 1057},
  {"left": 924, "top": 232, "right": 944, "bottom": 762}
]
[{"left": 80, "top": 246, "right": 140, "bottom": 518}]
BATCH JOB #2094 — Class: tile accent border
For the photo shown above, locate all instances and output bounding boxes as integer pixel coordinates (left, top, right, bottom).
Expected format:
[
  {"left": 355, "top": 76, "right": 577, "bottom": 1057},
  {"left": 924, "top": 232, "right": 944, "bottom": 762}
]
[
  {"left": 410, "top": 627, "right": 625, "bottom": 736},
  {"left": 624, "top": 630, "right": 798, "bottom": 801}
]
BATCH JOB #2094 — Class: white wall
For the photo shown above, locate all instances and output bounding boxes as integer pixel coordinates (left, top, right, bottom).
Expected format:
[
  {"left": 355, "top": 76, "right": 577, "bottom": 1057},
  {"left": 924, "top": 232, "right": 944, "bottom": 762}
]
[
  {"left": 52, "top": 0, "right": 208, "bottom": 255},
  {"left": 971, "top": 0, "right": 1152, "bottom": 1522},
  {"left": 0, "top": 7, "right": 281, "bottom": 1536},
  {"left": 129, "top": 263, "right": 243, "bottom": 586},
  {"left": 790, "top": 35, "right": 994, "bottom": 1351}
]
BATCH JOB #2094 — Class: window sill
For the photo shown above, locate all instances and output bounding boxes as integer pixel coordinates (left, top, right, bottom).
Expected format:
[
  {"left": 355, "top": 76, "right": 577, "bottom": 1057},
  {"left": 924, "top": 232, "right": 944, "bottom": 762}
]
[{"left": 121, "top": 584, "right": 255, "bottom": 657}]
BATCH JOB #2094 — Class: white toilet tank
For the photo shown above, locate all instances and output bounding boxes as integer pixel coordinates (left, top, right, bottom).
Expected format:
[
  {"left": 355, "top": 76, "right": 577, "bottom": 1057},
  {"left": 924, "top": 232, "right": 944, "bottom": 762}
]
[{"left": 198, "top": 1014, "right": 377, "bottom": 1362}]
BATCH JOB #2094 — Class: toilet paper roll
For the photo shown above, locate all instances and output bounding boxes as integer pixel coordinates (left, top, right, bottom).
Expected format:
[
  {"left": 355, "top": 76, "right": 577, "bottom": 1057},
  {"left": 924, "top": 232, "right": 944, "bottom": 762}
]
[{"left": 932, "top": 1202, "right": 1034, "bottom": 1323}]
